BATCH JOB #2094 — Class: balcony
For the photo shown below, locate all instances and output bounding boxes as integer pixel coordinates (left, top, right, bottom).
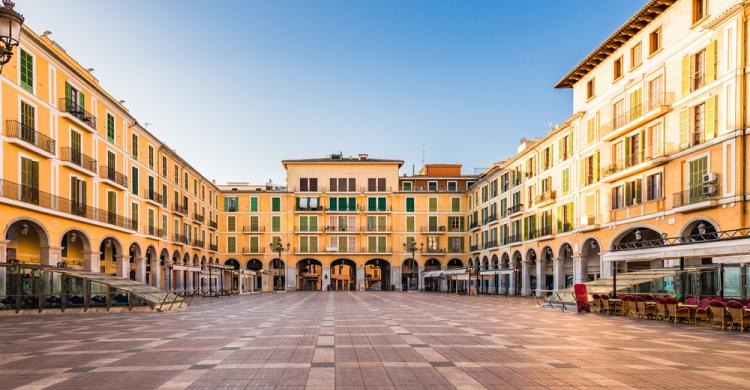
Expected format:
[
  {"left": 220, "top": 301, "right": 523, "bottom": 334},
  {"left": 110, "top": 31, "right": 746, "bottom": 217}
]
[
  {"left": 420, "top": 226, "right": 446, "bottom": 233},
  {"left": 365, "top": 206, "right": 392, "bottom": 213},
  {"left": 143, "top": 189, "right": 163, "bottom": 205},
  {"left": 506, "top": 234, "right": 522, "bottom": 245},
  {"left": 209, "top": 244, "right": 218, "bottom": 251},
  {"left": 558, "top": 223, "right": 574, "bottom": 234},
  {"left": 534, "top": 190, "right": 556, "bottom": 206},
  {"left": 672, "top": 185, "right": 720, "bottom": 209},
  {"left": 296, "top": 205, "right": 324, "bottom": 212},
  {"left": 601, "top": 92, "right": 673, "bottom": 142},
  {"left": 171, "top": 202, "right": 188, "bottom": 215},
  {"left": 296, "top": 226, "right": 322, "bottom": 233},
  {"left": 485, "top": 214, "right": 498, "bottom": 224},
  {"left": 192, "top": 240, "right": 204, "bottom": 248},
  {"left": 602, "top": 151, "right": 667, "bottom": 183},
  {"left": 193, "top": 213, "right": 205, "bottom": 223},
  {"left": 60, "top": 147, "right": 97, "bottom": 174},
  {"left": 325, "top": 225, "right": 357, "bottom": 233},
  {"left": 242, "top": 247, "right": 265, "bottom": 254},
  {"left": 0, "top": 178, "right": 136, "bottom": 230},
  {"left": 469, "top": 221, "right": 479, "bottom": 230},
  {"left": 145, "top": 225, "right": 165, "bottom": 238},
  {"left": 469, "top": 245, "right": 479, "bottom": 252},
  {"left": 209, "top": 220, "right": 218, "bottom": 229},
  {"left": 59, "top": 98, "right": 97, "bottom": 130},
  {"left": 483, "top": 240, "right": 498, "bottom": 250},
  {"left": 536, "top": 226, "right": 553, "bottom": 239},
  {"left": 99, "top": 166, "right": 128, "bottom": 188},
  {"left": 402, "top": 185, "right": 460, "bottom": 193},
  {"left": 365, "top": 226, "right": 390, "bottom": 233},
  {"left": 423, "top": 247, "right": 447, "bottom": 255},
  {"left": 5, "top": 120, "right": 55, "bottom": 155},
  {"left": 242, "top": 225, "right": 265, "bottom": 233},
  {"left": 507, "top": 204, "right": 523, "bottom": 216},
  {"left": 173, "top": 233, "right": 188, "bottom": 245}
]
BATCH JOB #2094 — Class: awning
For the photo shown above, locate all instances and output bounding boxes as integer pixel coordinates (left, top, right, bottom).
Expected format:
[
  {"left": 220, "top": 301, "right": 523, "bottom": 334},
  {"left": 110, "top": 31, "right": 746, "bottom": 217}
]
[
  {"left": 241, "top": 270, "right": 256, "bottom": 276},
  {"left": 480, "top": 270, "right": 502, "bottom": 276},
  {"left": 442, "top": 268, "right": 467, "bottom": 275},
  {"left": 602, "top": 237, "right": 750, "bottom": 262},
  {"left": 172, "top": 265, "right": 201, "bottom": 272},
  {"left": 423, "top": 271, "right": 442, "bottom": 278}
]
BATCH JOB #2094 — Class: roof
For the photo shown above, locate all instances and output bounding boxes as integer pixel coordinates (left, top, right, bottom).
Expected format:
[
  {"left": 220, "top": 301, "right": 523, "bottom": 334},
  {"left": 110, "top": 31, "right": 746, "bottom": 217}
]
[
  {"left": 282, "top": 155, "right": 404, "bottom": 168},
  {"left": 554, "top": 0, "right": 675, "bottom": 89}
]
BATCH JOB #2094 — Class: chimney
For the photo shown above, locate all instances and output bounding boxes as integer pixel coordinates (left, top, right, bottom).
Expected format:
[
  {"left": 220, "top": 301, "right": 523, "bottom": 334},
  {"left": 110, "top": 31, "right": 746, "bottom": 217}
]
[{"left": 358, "top": 153, "right": 369, "bottom": 160}]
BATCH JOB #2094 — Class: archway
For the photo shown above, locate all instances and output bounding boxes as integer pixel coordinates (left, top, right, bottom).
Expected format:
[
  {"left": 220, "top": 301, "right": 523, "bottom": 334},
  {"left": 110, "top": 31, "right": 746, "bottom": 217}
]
[
  {"left": 146, "top": 246, "right": 158, "bottom": 287},
  {"left": 422, "top": 258, "right": 441, "bottom": 292},
  {"left": 526, "top": 249, "right": 537, "bottom": 295},
  {"left": 330, "top": 259, "right": 356, "bottom": 291},
  {"left": 270, "top": 258, "right": 285, "bottom": 291},
  {"left": 681, "top": 219, "right": 719, "bottom": 242},
  {"left": 511, "top": 251, "right": 522, "bottom": 295},
  {"left": 60, "top": 229, "right": 91, "bottom": 270},
  {"left": 247, "top": 259, "right": 263, "bottom": 291},
  {"left": 581, "top": 238, "right": 600, "bottom": 282},
  {"left": 491, "top": 255, "right": 499, "bottom": 270},
  {"left": 365, "top": 259, "right": 390, "bottom": 290},
  {"left": 128, "top": 242, "right": 143, "bottom": 282},
  {"left": 224, "top": 258, "right": 241, "bottom": 292},
  {"left": 401, "top": 258, "right": 418, "bottom": 291},
  {"left": 611, "top": 227, "right": 663, "bottom": 272},
  {"left": 159, "top": 248, "right": 169, "bottom": 289},
  {"left": 540, "top": 246, "right": 554, "bottom": 291},
  {"left": 297, "top": 258, "right": 322, "bottom": 290},
  {"left": 99, "top": 237, "right": 122, "bottom": 275},
  {"left": 447, "top": 258, "right": 463, "bottom": 269},
  {"left": 4, "top": 219, "right": 49, "bottom": 265},
  {"left": 558, "top": 243, "right": 574, "bottom": 289}
]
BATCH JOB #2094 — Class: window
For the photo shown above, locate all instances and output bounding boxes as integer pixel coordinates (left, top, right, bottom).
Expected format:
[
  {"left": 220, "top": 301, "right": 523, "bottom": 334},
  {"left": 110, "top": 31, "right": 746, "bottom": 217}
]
[
  {"left": 299, "top": 178, "right": 318, "bottom": 192},
  {"left": 20, "top": 48, "right": 33, "bottom": 93},
  {"left": 272, "top": 197, "right": 281, "bottom": 212},
  {"left": 448, "top": 216, "right": 464, "bottom": 232},
  {"left": 20, "top": 157, "right": 39, "bottom": 203},
  {"left": 428, "top": 181, "right": 437, "bottom": 191},
  {"left": 106, "top": 113, "right": 115, "bottom": 143},
  {"left": 688, "top": 156, "right": 709, "bottom": 202},
  {"left": 447, "top": 181, "right": 457, "bottom": 192},
  {"left": 367, "top": 216, "right": 387, "bottom": 231},
  {"left": 405, "top": 197, "right": 415, "bottom": 212},
  {"left": 693, "top": 103, "right": 706, "bottom": 147},
  {"left": 613, "top": 56, "right": 623, "bottom": 80},
  {"left": 586, "top": 78, "right": 595, "bottom": 99},
  {"left": 250, "top": 197, "right": 258, "bottom": 212},
  {"left": 131, "top": 133, "right": 138, "bottom": 158},
  {"left": 131, "top": 203, "right": 139, "bottom": 227},
  {"left": 448, "top": 237, "right": 464, "bottom": 253},
  {"left": 367, "top": 236, "right": 387, "bottom": 253},
  {"left": 249, "top": 236, "right": 260, "bottom": 253},
  {"left": 649, "top": 28, "right": 661, "bottom": 55},
  {"left": 224, "top": 197, "right": 238, "bottom": 212},
  {"left": 227, "top": 237, "right": 236, "bottom": 253},
  {"left": 20, "top": 100, "right": 34, "bottom": 131},
  {"left": 174, "top": 165, "right": 179, "bottom": 183},
  {"left": 629, "top": 88, "right": 642, "bottom": 121},
  {"left": 559, "top": 133, "right": 573, "bottom": 160},
  {"left": 586, "top": 114, "right": 598, "bottom": 146},
  {"left": 183, "top": 172, "right": 188, "bottom": 190},
  {"left": 272, "top": 216, "right": 281, "bottom": 232},
  {"left": 428, "top": 215, "right": 438, "bottom": 231},
  {"left": 162, "top": 215, "right": 168, "bottom": 238},
  {"left": 367, "top": 197, "right": 386, "bottom": 211},
  {"left": 148, "top": 145, "right": 154, "bottom": 168},
  {"left": 367, "top": 178, "right": 386, "bottom": 192},
  {"left": 249, "top": 216, "right": 259, "bottom": 231},
  {"left": 562, "top": 168, "right": 570, "bottom": 195},
  {"left": 490, "top": 180, "right": 497, "bottom": 197},
  {"left": 299, "top": 236, "right": 318, "bottom": 253},
  {"left": 541, "top": 146, "right": 552, "bottom": 170},
  {"left": 646, "top": 172, "right": 663, "bottom": 201},
  {"left": 227, "top": 216, "right": 236, "bottom": 232},
  {"left": 693, "top": 50, "right": 706, "bottom": 91},
  {"left": 299, "top": 216, "right": 318, "bottom": 232},
  {"left": 648, "top": 75, "right": 663, "bottom": 111},
  {"left": 630, "top": 42, "right": 642, "bottom": 69},
  {"left": 451, "top": 198, "right": 460, "bottom": 212},
  {"left": 401, "top": 181, "right": 412, "bottom": 191},
  {"left": 428, "top": 197, "right": 437, "bottom": 212},
  {"left": 613, "top": 99, "right": 625, "bottom": 128},
  {"left": 329, "top": 197, "right": 356, "bottom": 211},
  {"left": 406, "top": 216, "right": 415, "bottom": 232},
  {"left": 131, "top": 167, "right": 138, "bottom": 195},
  {"left": 623, "top": 179, "right": 642, "bottom": 207},
  {"left": 692, "top": 0, "right": 706, "bottom": 23},
  {"left": 329, "top": 177, "right": 356, "bottom": 192},
  {"left": 162, "top": 156, "right": 167, "bottom": 176}
]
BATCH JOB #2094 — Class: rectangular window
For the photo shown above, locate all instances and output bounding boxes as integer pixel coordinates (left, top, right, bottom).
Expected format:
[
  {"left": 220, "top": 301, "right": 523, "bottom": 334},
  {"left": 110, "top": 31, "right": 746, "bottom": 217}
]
[
  {"left": 401, "top": 181, "right": 412, "bottom": 191},
  {"left": 20, "top": 101, "right": 35, "bottom": 139},
  {"left": 249, "top": 215, "right": 259, "bottom": 231},
  {"left": 106, "top": 113, "right": 115, "bottom": 143},
  {"left": 250, "top": 197, "right": 258, "bottom": 212},
  {"left": 20, "top": 157, "right": 39, "bottom": 203},
  {"left": 131, "top": 167, "right": 138, "bottom": 195},
  {"left": 693, "top": 50, "right": 705, "bottom": 90},
  {"left": 224, "top": 197, "right": 238, "bottom": 212},
  {"left": 406, "top": 216, "right": 415, "bottom": 232},
  {"left": 630, "top": 41, "right": 642, "bottom": 69},
  {"left": 649, "top": 27, "right": 661, "bottom": 55},
  {"left": 272, "top": 197, "right": 281, "bottom": 212},
  {"left": 148, "top": 145, "right": 154, "bottom": 168},
  {"left": 646, "top": 172, "right": 663, "bottom": 201},
  {"left": 613, "top": 56, "right": 623, "bottom": 80},
  {"left": 20, "top": 48, "right": 33, "bottom": 93},
  {"left": 693, "top": 0, "right": 705, "bottom": 23},
  {"left": 272, "top": 216, "right": 281, "bottom": 232},
  {"left": 227, "top": 216, "right": 236, "bottom": 232},
  {"left": 451, "top": 198, "right": 460, "bottom": 212},
  {"left": 428, "top": 215, "right": 438, "bottom": 231},
  {"left": 227, "top": 237, "right": 236, "bottom": 253},
  {"left": 428, "top": 197, "right": 437, "bottom": 212},
  {"left": 405, "top": 197, "right": 415, "bottom": 212},
  {"left": 587, "top": 78, "right": 595, "bottom": 99},
  {"left": 447, "top": 181, "right": 457, "bottom": 192},
  {"left": 162, "top": 156, "right": 167, "bottom": 177},
  {"left": 688, "top": 156, "right": 709, "bottom": 202},
  {"left": 131, "top": 133, "right": 138, "bottom": 159},
  {"left": 428, "top": 181, "right": 437, "bottom": 191},
  {"left": 131, "top": 203, "right": 139, "bottom": 228}
]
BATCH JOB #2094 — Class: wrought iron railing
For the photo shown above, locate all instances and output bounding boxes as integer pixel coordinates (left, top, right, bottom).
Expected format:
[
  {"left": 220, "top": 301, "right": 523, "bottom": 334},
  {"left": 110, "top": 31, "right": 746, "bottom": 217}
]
[
  {"left": 507, "top": 204, "right": 523, "bottom": 215},
  {"left": 60, "top": 147, "right": 97, "bottom": 172},
  {"left": 144, "top": 189, "right": 163, "bottom": 204},
  {"left": 59, "top": 98, "right": 97, "bottom": 129},
  {"left": 672, "top": 185, "right": 720, "bottom": 208},
  {"left": 146, "top": 225, "right": 165, "bottom": 238},
  {"left": 613, "top": 227, "right": 750, "bottom": 251},
  {"left": 5, "top": 120, "right": 55, "bottom": 154},
  {"left": 99, "top": 166, "right": 128, "bottom": 187}
]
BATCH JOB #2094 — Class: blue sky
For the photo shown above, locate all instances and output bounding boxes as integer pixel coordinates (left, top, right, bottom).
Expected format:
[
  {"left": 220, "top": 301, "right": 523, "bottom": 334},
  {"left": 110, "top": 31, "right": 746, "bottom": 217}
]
[{"left": 20, "top": 0, "right": 644, "bottom": 184}]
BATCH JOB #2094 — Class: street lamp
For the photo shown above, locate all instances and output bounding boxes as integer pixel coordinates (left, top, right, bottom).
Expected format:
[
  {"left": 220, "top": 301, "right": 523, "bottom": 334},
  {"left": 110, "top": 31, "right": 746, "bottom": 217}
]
[
  {"left": 402, "top": 241, "right": 423, "bottom": 291},
  {"left": 269, "top": 240, "right": 290, "bottom": 291},
  {"left": 0, "top": 1, "right": 23, "bottom": 72}
]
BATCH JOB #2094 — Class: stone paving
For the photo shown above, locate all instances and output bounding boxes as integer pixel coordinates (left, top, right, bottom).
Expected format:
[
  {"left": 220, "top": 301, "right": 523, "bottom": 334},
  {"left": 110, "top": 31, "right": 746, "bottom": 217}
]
[{"left": 0, "top": 292, "right": 749, "bottom": 389}]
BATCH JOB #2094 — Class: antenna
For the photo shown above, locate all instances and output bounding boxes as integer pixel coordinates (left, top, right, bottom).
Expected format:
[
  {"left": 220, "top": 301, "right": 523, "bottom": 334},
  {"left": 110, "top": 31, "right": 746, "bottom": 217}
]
[{"left": 421, "top": 145, "right": 425, "bottom": 164}]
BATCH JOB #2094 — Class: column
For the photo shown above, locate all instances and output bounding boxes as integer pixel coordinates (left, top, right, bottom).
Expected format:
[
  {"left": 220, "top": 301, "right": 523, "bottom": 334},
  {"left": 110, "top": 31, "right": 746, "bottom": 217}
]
[
  {"left": 82, "top": 250, "right": 100, "bottom": 273},
  {"left": 440, "top": 266, "right": 448, "bottom": 292},
  {"left": 553, "top": 258, "right": 564, "bottom": 291},
  {"left": 391, "top": 267, "right": 401, "bottom": 291},
  {"left": 238, "top": 272, "right": 244, "bottom": 294},
  {"left": 600, "top": 257, "right": 612, "bottom": 278},
  {"left": 535, "top": 260, "right": 545, "bottom": 297},
  {"left": 134, "top": 257, "right": 146, "bottom": 284},
  {"left": 165, "top": 265, "right": 172, "bottom": 291},
  {"left": 322, "top": 266, "right": 331, "bottom": 291},
  {"left": 356, "top": 267, "right": 365, "bottom": 291},
  {"left": 115, "top": 255, "right": 129, "bottom": 278},
  {"left": 0, "top": 240, "right": 7, "bottom": 297},
  {"left": 573, "top": 256, "right": 585, "bottom": 285},
  {"left": 418, "top": 266, "right": 425, "bottom": 291},
  {"left": 520, "top": 261, "right": 531, "bottom": 296},
  {"left": 186, "top": 270, "right": 194, "bottom": 293},
  {"left": 40, "top": 245, "right": 62, "bottom": 267},
  {"left": 262, "top": 272, "right": 270, "bottom": 291},
  {"left": 286, "top": 267, "right": 296, "bottom": 291},
  {"left": 175, "top": 268, "right": 184, "bottom": 292}
]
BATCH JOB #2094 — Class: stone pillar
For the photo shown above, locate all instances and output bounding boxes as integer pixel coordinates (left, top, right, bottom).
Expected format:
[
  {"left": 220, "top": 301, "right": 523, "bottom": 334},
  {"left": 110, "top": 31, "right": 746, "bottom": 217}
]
[
  {"left": 186, "top": 270, "right": 194, "bottom": 293},
  {"left": 553, "top": 258, "right": 564, "bottom": 291},
  {"left": 418, "top": 266, "right": 425, "bottom": 291},
  {"left": 40, "top": 245, "right": 62, "bottom": 267},
  {"left": 600, "top": 257, "right": 612, "bottom": 278},
  {"left": 262, "top": 272, "right": 270, "bottom": 291},
  {"left": 286, "top": 267, "right": 296, "bottom": 291},
  {"left": 175, "top": 268, "right": 184, "bottom": 292},
  {"left": 134, "top": 257, "right": 146, "bottom": 284},
  {"left": 322, "top": 266, "right": 331, "bottom": 291},
  {"left": 0, "top": 240, "right": 7, "bottom": 297},
  {"left": 391, "top": 267, "right": 401, "bottom": 291},
  {"left": 115, "top": 255, "right": 129, "bottom": 278},
  {"left": 535, "top": 260, "right": 545, "bottom": 297},
  {"left": 238, "top": 272, "right": 244, "bottom": 294},
  {"left": 357, "top": 267, "right": 365, "bottom": 291},
  {"left": 520, "top": 261, "right": 531, "bottom": 296},
  {"left": 440, "top": 266, "right": 448, "bottom": 292},
  {"left": 573, "top": 256, "right": 585, "bottom": 285},
  {"left": 82, "top": 250, "right": 100, "bottom": 273}
]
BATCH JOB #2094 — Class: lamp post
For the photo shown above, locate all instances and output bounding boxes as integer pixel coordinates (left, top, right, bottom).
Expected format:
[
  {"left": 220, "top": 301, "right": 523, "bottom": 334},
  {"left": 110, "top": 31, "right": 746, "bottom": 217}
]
[
  {"left": 0, "top": 1, "right": 23, "bottom": 73},
  {"left": 269, "top": 240, "right": 290, "bottom": 291},
  {"left": 402, "top": 241, "right": 423, "bottom": 291}
]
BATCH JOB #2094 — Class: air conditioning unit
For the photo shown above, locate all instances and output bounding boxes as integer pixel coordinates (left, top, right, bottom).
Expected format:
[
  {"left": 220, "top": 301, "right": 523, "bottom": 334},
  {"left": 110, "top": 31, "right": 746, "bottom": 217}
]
[
  {"left": 326, "top": 247, "right": 337, "bottom": 252},
  {"left": 439, "top": 226, "right": 446, "bottom": 231},
  {"left": 702, "top": 184, "right": 717, "bottom": 196},
  {"left": 703, "top": 173, "right": 718, "bottom": 183}
]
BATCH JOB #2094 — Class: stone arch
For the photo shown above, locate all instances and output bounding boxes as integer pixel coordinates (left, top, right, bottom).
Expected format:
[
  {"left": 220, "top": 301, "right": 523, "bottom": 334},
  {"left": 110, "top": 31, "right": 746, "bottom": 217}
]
[
  {"left": 402, "top": 258, "right": 419, "bottom": 291},
  {"left": 581, "top": 238, "right": 601, "bottom": 282},
  {"left": 297, "top": 258, "right": 323, "bottom": 291},
  {"left": 128, "top": 242, "right": 143, "bottom": 281},
  {"left": 146, "top": 246, "right": 158, "bottom": 287},
  {"left": 447, "top": 258, "right": 464, "bottom": 269},
  {"left": 501, "top": 253, "right": 510, "bottom": 269},
  {"left": 60, "top": 228, "right": 92, "bottom": 269},
  {"left": 610, "top": 225, "right": 664, "bottom": 250},
  {"left": 183, "top": 252, "right": 191, "bottom": 265},
  {"left": 269, "top": 258, "right": 285, "bottom": 291},
  {"left": 424, "top": 258, "right": 441, "bottom": 271},
  {"left": 680, "top": 218, "right": 719, "bottom": 242},
  {"left": 491, "top": 254, "right": 499, "bottom": 270},
  {"left": 558, "top": 242, "right": 574, "bottom": 289},
  {"left": 4, "top": 218, "right": 50, "bottom": 265},
  {"left": 99, "top": 236, "right": 123, "bottom": 275},
  {"left": 225, "top": 258, "right": 241, "bottom": 270},
  {"left": 365, "top": 258, "right": 391, "bottom": 291},
  {"left": 331, "top": 258, "right": 356, "bottom": 291},
  {"left": 246, "top": 258, "right": 263, "bottom": 271},
  {"left": 481, "top": 256, "right": 489, "bottom": 270},
  {"left": 192, "top": 254, "right": 199, "bottom": 266}
]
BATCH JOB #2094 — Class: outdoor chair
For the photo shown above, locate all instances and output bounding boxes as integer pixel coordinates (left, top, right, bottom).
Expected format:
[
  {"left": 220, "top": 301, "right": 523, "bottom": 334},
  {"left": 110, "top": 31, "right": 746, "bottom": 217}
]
[
  {"left": 621, "top": 295, "right": 637, "bottom": 317},
  {"left": 654, "top": 297, "right": 667, "bottom": 321},
  {"left": 708, "top": 300, "right": 730, "bottom": 330},
  {"left": 591, "top": 294, "right": 601, "bottom": 314},
  {"left": 726, "top": 300, "right": 750, "bottom": 332},
  {"left": 600, "top": 295, "right": 614, "bottom": 315},
  {"left": 635, "top": 296, "right": 657, "bottom": 319},
  {"left": 664, "top": 297, "right": 690, "bottom": 324},
  {"left": 694, "top": 298, "right": 711, "bottom": 324}
]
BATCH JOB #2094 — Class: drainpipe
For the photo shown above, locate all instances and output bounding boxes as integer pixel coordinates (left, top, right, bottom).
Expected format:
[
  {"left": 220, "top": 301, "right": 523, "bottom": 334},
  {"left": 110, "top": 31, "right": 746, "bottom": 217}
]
[{"left": 741, "top": 5, "right": 748, "bottom": 226}]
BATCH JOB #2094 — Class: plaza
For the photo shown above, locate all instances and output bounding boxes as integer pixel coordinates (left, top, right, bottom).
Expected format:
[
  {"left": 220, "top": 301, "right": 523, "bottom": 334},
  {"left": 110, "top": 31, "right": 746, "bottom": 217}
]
[{"left": 1, "top": 292, "right": 749, "bottom": 390}]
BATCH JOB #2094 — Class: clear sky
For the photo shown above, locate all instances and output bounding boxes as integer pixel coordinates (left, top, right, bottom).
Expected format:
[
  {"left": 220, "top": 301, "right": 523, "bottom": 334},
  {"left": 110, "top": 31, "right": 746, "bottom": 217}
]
[{"left": 19, "top": 0, "right": 644, "bottom": 184}]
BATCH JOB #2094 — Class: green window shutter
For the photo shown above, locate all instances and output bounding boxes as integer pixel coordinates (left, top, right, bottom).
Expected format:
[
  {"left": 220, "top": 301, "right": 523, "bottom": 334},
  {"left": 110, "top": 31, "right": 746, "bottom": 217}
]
[
  {"left": 378, "top": 236, "right": 386, "bottom": 252},
  {"left": 272, "top": 197, "right": 280, "bottom": 212},
  {"left": 300, "top": 216, "right": 308, "bottom": 231},
  {"left": 451, "top": 198, "right": 460, "bottom": 212},
  {"left": 228, "top": 216, "right": 235, "bottom": 232},
  {"left": 635, "top": 180, "right": 642, "bottom": 204},
  {"left": 310, "top": 217, "right": 318, "bottom": 231},
  {"left": 459, "top": 217, "right": 464, "bottom": 231},
  {"left": 429, "top": 216, "right": 437, "bottom": 231},
  {"left": 406, "top": 197, "right": 414, "bottom": 212},
  {"left": 329, "top": 197, "right": 337, "bottom": 211},
  {"left": 300, "top": 237, "right": 308, "bottom": 253},
  {"left": 310, "top": 236, "right": 318, "bottom": 252},
  {"left": 131, "top": 167, "right": 138, "bottom": 195},
  {"left": 378, "top": 216, "right": 386, "bottom": 231},
  {"left": 679, "top": 108, "right": 689, "bottom": 150},
  {"left": 251, "top": 197, "right": 258, "bottom": 212},
  {"left": 224, "top": 197, "right": 229, "bottom": 212},
  {"left": 338, "top": 197, "right": 347, "bottom": 211},
  {"left": 348, "top": 197, "right": 356, "bottom": 211},
  {"left": 250, "top": 216, "right": 258, "bottom": 230},
  {"left": 295, "top": 197, "right": 300, "bottom": 210},
  {"left": 272, "top": 216, "right": 280, "bottom": 232},
  {"left": 377, "top": 197, "right": 386, "bottom": 211},
  {"left": 368, "top": 236, "right": 376, "bottom": 252},
  {"left": 368, "top": 197, "right": 376, "bottom": 211},
  {"left": 406, "top": 216, "right": 414, "bottom": 232},
  {"left": 20, "top": 49, "right": 33, "bottom": 93},
  {"left": 80, "top": 92, "right": 85, "bottom": 111},
  {"left": 429, "top": 198, "right": 437, "bottom": 212}
]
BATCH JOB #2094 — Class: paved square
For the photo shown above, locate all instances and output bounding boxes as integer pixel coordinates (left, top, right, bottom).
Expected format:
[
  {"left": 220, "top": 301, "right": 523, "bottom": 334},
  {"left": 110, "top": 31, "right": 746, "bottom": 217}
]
[{"left": 0, "top": 292, "right": 749, "bottom": 389}]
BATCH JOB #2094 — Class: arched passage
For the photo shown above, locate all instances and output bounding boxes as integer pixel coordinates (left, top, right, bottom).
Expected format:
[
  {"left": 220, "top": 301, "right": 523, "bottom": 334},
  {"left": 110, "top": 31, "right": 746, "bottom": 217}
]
[
  {"left": 4, "top": 219, "right": 50, "bottom": 265},
  {"left": 145, "top": 246, "right": 158, "bottom": 287},
  {"left": 99, "top": 237, "right": 122, "bottom": 275},
  {"left": 297, "top": 258, "right": 322, "bottom": 291},
  {"left": 402, "top": 258, "right": 418, "bottom": 291},
  {"left": 558, "top": 243, "right": 574, "bottom": 289},
  {"left": 681, "top": 219, "right": 719, "bottom": 242},
  {"left": 246, "top": 259, "right": 263, "bottom": 291},
  {"left": 60, "top": 229, "right": 91, "bottom": 270},
  {"left": 330, "top": 258, "right": 356, "bottom": 291},
  {"left": 270, "top": 258, "right": 285, "bottom": 291},
  {"left": 447, "top": 258, "right": 464, "bottom": 269},
  {"left": 526, "top": 249, "right": 537, "bottom": 295},
  {"left": 128, "top": 242, "right": 143, "bottom": 282},
  {"left": 581, "top": 238, "right": 600, "bottom": 282},
  {"left": 365, "top": 259, "right": 390, "bottom": 290},
  {"left": 611, "top": 226, "right": 663, "bottom": 273},
  {"left": 539, "top": 246, "right": 553, "bottom": 292},
  {"left": 511, "top": 251, "right": 522, "bottom": 295},
  {"left": 159, "top": 248, "right": 169, "bottom": 289}
]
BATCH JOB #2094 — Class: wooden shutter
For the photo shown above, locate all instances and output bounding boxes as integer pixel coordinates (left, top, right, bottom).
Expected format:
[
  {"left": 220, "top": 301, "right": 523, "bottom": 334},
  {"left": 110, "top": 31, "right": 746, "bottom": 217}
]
[
  {"left": 377, "top": 178, "right": 386, "bottom": 191},
  {"left": 348, "top": 178, "right": 356, "bottom": 192},
  {"left": 348, "top": 197, "right": 356, "bottom": 211},
  {"left": 706, "top": 40, "right": 717, "bottom": 83},
  {"left": 679, "top": 108, "right": 689, "bottom": 150},
  {"left": 368, "top": 197, "right": 376, "bottom": 211},
  {"left": 593, "top": 151, "right": 600, "bottom": 182},
  {"left": 310, "top": 216, "right": 318, "bottom": 231},
  {"left": 367, "top": 178, "right": 376, "bottom": 192},
  {"left": 310, "top": 178, "right": 318, "bottom": 192},
  {"left": 329, "top": 178, "right": 337, "bottom": 192},
  {"left": 299, "top": 178, "right": 308, "bottom": 192},
  {"left": 705, "top": 95, "right": 716, "bottom": 141},
  {"left": 329, "top": 197, "right": 336, "bottom": 211},
  {"left": 377, "top": 197, "right": 386, "bottom": 211},
  {"left": 635, "top": 179, "right": 642, "bottom": 204},
  {"left": 300, "top": 216, "right": 308, "bottom": 231},
  {"left": 638, "top": 130, "right": 646, "bottom": 162},
  {"left": 580, "top": 159, "right": 586, "bottom": 187},
  {"left": 681, "top": 55, "right": 691, "bottom": 96}
]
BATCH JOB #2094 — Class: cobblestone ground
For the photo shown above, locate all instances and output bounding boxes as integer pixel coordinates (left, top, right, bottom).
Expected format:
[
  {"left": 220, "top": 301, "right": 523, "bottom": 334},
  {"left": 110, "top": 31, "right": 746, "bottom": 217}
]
[{"left": 0, "top": 292, "right": 749, "bottom": 389}]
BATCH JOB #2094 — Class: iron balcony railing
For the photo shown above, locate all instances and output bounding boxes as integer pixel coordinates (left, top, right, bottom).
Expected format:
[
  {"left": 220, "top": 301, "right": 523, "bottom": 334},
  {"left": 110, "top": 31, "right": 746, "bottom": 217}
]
[
  {"left": 144, "top": 189, "right": 163, "bottom": 204},
  {"left": 469, "top": 221, "right": 479, "bottom": 229},
  {"left": 558, "top": 223, "right": 573, "bottom": 234},
  {"left": 173, "top": 233, "right": 188, "bottom": 245},
  {"left": 470, "top": 245, "right": 479, "bottom": 252},
  {"left": 145, "top": 225, "right": 165, "bottom": 238},
  {"left": 0, "top": 178, "right": 135, "bottom": 230},
  {"left": 209, "top": 220, "right": 218, "bottom": 229},
  {"left": 506, "top": 234, "right": 522, "bottom": 245},
  {"left": 193, "top": 213, "right": 205, "bottom": 223},
  {"left": 483, "top": 240, "right": 498, "bottom": 249},
  {"left": 673, "top": 185, "right": 720, "bottom": 208},
  {"left": 242, "top": 225, "right": 265, "bottom": 233},
  {"left": 5, "top": 120, "right": 55, "bottom": 154},
  {"left": 60, "top": 147, "right": 97, "bottom": 173},
  {"left": 423, "top": 247, "right": 447, "bottom": 254},
  {"left": 613, "top": 227, "right": 750, "bottom": 251},
  {"left": 402, "top": 186, "right": 460, "bottom": 193},
  {"left": 484, "top": 214, "right": 498, "bottom": 225},
  {"left": 192, "top": 240, "right": 204, "bottom": 248},
  {"left": 325, "top": 225, "right": 357, "bottom": 232},
  {"left": 535, "top": 190, "right": 556, "bottom": 204},
  {"left": 420, "top": 226, "right": 446, "bottom": 233},
  {"left": 99, "top": 166, "right": 128, "bottom": 187},
  {"left": 172, "top": 202, "right": 188, "bottom": 215},
  {"left": 59, "top": 98, "right": 96, "bottom": 129},
  {"left": 507, "top": 204, "right": 523, "bottom": 215},
  {"left": 536, "top": 226, "right": 553, "bottom": 237},
  {"left": 209, "top": 244, "right": 218, "bottom": 251}
]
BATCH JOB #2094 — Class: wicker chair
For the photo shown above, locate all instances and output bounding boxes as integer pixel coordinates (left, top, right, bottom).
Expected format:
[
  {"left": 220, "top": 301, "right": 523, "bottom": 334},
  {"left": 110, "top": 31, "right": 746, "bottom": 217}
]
[
  {"left": 654, "top": 297, "right": 667, "bottom": 321},
  {"left": 694, "top": 298, "right": 711, "bottom": 324},
  {"left": 726, "top": 300, "right": 750, "bottom": 332},
  {"left": 635, "top": 295, "right": 657, "bottom": 319},
  {"left": 622, "top": 295, "right": 638, "bottom": 317},
  {"left": 708, "top": 300, "right": 730, "bottom": 330},
  {"left": 591, "top": 293, "right": 602, "bottom": 314},
  {"left": 664, "top": 297, "right": 690, "bottom": 324},
  {"left": 600, "top": 295, "right": 615, "bottom": 315}
]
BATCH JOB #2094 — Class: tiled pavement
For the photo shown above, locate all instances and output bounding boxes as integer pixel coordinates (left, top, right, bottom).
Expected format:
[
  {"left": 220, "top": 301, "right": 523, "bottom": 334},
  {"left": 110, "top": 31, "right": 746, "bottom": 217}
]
[{"left": 1, "top": 293, "right": 750, "bottom": 390}]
